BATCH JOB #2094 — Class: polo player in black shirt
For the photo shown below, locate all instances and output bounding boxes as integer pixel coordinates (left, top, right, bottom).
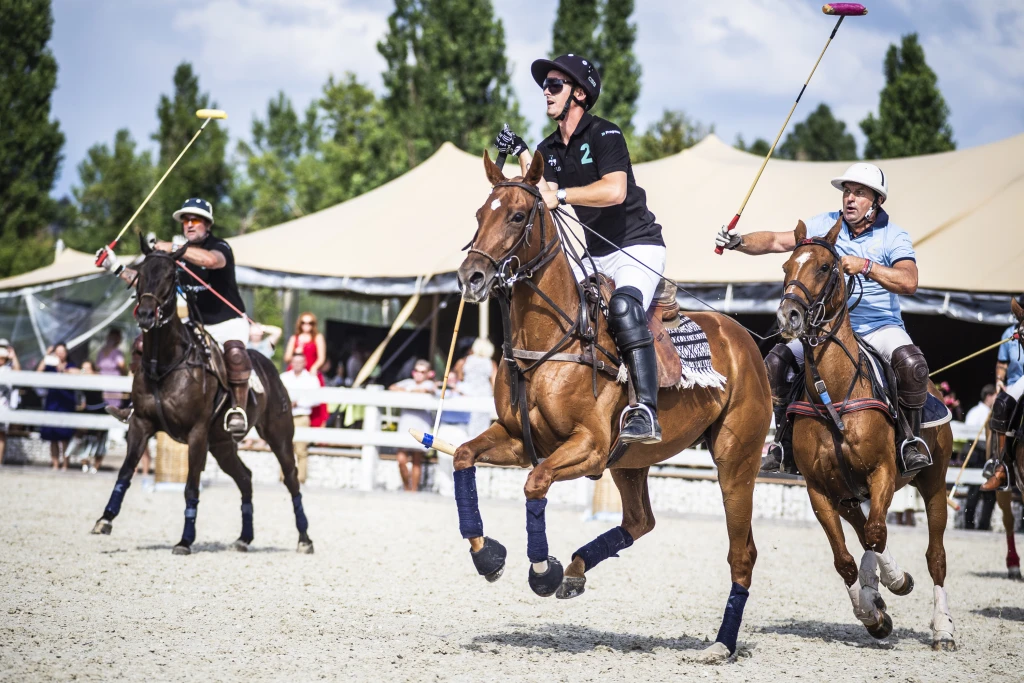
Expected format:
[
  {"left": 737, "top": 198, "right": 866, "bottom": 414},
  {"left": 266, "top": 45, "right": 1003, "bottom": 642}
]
[
  {"left": 495, "top": 54, "right": 667, "bottom": 444},
  {"left": 97, "top": 198, "right": 253, "bottom": 441}
]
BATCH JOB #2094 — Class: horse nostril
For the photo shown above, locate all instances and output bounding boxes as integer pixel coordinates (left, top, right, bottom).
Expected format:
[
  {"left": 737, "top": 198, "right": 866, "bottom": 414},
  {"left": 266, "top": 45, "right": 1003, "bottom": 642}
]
[
  {"left": 469, "top": 271, "right": 484, "bottom": 287},
  {"left": 788, "top": 310, "right": 802, "bottom": 326}
]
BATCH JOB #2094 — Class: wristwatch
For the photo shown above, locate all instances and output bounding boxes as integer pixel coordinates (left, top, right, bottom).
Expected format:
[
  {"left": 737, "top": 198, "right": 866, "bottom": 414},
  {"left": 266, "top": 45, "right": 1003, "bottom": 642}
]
[{"left": 556, "top": 189, "right": 567, "bottom": 206}]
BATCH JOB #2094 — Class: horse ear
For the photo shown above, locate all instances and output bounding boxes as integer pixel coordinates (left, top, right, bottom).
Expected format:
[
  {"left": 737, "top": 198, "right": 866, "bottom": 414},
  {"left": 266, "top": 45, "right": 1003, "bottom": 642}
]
[
  {"left": 170, "top": 242, "right": 189, "bottom": 261},
  {"left": 1011, "top": 296, "right": 1024, "bottom": 323},
  {"left": 524, "top": 150, "right": 545, "bottom": 186},
  {"left": 483, "top": 150, "right": 505, "bottom": 186},
  {"left": 793, "top": 220, "right": 807, "bottom": 244},
  {"left": 139, "top": 231, "right": 153, "bottom": 256},
  {"left": 824, "top": 215, "right": 843, "bottom": 245}
]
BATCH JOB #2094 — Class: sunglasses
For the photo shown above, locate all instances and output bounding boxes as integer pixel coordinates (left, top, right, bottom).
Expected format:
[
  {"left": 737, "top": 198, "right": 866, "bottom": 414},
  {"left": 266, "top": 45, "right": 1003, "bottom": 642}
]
[
  {"left": 541, "top": 77, "right": 570, "bottom": 95},
  {"left": 301, "top": 320, "right": 314, "bottom": 325}
]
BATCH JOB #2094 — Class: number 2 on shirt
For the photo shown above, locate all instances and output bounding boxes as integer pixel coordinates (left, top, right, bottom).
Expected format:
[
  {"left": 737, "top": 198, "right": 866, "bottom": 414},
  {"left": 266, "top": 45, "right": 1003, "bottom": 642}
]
[{"left": 579, "top": 143, "right": 593, "bottom": 165}]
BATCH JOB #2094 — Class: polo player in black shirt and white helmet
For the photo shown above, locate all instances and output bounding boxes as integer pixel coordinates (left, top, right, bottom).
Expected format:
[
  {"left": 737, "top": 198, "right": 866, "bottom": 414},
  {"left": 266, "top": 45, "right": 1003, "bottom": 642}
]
[{"left": 495, "top": 54, "right": 667, "bottom": 444}]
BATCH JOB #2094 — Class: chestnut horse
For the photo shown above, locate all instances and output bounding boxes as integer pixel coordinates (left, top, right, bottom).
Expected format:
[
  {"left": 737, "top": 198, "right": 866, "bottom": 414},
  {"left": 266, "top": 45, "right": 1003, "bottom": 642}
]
[
  {"left": 451, "top": 151, "right": 771, "bottom": 661},
  {"left": 777, "top": 219, "right": 955, "bottom": 649},
  {"left": 90, "top": 238, "right": 313, "bottom": 555}
]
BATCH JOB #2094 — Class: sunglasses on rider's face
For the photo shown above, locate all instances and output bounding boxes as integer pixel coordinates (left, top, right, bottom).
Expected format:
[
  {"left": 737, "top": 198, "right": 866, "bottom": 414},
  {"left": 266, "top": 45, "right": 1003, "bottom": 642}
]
[{"left": 542, "top": 78, "right": 569, "bottom": 95}]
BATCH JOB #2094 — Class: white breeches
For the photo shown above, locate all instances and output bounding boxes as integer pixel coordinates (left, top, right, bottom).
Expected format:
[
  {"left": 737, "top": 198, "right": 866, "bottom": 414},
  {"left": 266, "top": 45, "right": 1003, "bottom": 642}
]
[
  {"left": 786, "top": 324, "right": 914, "bottom": 380},
  {"left": 569, "top": 244, "right": 667, "bottom": 310},
  {"left": 205, "top": 317, "right": 249, "bottom": 347},
  {"left": 1006, "top": 374, "right": 1024, "bottom": 401}
]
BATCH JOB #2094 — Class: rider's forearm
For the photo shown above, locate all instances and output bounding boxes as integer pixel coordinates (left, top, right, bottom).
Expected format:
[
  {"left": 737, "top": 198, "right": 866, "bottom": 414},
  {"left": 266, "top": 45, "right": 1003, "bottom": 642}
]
[
  {"left": 516, "top": 150, "right": 532, "bottom": 177},
  {"left": 119, "top": 268, "right": 138, "bottom": 286},
  {"left": 181, "top": 246, "right": 226, "bottom": 270},
  {"left": 565, "top": 173, "right": 627, "bottom": 208},
  {"left": 866, "top": 262, "right": 917, "bottom": 296},
  {"left": 735, "top": 231, "right": 793, "bottom": 255}
]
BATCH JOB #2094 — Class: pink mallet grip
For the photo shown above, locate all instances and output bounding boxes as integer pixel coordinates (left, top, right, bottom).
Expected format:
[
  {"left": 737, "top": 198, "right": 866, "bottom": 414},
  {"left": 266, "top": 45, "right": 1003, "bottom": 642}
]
[
  {"left": 822, "top": 3, "right": 868, "bottom": 16},
  {"left": 713, "top": 214, "right": 742, "bottom": 255}
]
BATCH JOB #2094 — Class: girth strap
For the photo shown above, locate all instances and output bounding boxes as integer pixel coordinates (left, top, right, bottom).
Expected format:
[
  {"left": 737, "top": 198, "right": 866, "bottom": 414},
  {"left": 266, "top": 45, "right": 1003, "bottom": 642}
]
[{"left": 511, "top": 349, "right": 619, "bottom": 377}]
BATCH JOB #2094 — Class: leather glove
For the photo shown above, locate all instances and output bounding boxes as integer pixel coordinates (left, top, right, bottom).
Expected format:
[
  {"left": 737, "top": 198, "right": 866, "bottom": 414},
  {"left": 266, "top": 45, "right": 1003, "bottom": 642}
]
[
  {"left": 495, "top": 124, "right": 527, "bottom": 157},
  {"left": 715, "top": 225, "right": 742, "bottom": 251},
  {"left": 95, "top": 247, "right": 124, "bottom": 276}
]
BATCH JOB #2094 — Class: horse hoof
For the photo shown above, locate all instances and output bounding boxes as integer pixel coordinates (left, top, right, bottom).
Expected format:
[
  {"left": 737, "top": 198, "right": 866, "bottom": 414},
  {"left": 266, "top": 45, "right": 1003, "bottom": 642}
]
[
  {"left": 528, "top": 557, "right": 564, "bottom": 597},
  {"left": 556, "top": 575, "right": 586, "bottom": 600},
  {"left": 932, "top": 632, "right": 957, "bottom": 651},
  {"left": 696, "top": 642, "right": 732, "bottom": 663},
  {"left": 471, "top": 537, "right": 507, "bottom": 582},
  {"left": 297, "top": 541, "right": 314, "bottom": 554},
  {"left": 1009, "top": 566, "right": 1022, "bottom": 581},
  {"left": 866, "top": 611, "right": 893, "bottom": 640},
  {"left": 888, "top": 571, "right": 914, "bottom": 597},
  {"left": 172, "top": 544, "right": 192, "bottom": 556},
  {"left": 232, "top": 539, "right": 250, "bottom": 552},
  {"left": 90, "top": 519, "right": 112, "bottom": 535}
]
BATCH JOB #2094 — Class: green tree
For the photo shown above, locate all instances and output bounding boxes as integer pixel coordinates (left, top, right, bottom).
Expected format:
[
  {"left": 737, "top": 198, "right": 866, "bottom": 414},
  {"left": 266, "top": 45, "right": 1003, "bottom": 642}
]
[
  {"left": 591, "top": 0, "right": 640, "bottom": 131},
  {"left": 860, "top": 33, "right": 955, "bottom": 159},
  {"left": 378, "top": 0, "right": 523, "bottom": 166},
  {"left": 150, "top": 63, "right": 235, "bottom": 237},
  {"left": 551, "top": 0, "right": 599, "bottom": 59},
  {"left": 633, "top": 110, "right": 713, "bottom": 163},
  {"left": 734, "top": 135, "right": 771, "bottom": 157},
  {"left": 0, "top": 0, "right": 65, "bottom": 276},
  {"left": 66, "top": 129, "right": 155, "bottom": 253},
  {"left": 777, "top": 103, "right": 857, "bottom": 161}
]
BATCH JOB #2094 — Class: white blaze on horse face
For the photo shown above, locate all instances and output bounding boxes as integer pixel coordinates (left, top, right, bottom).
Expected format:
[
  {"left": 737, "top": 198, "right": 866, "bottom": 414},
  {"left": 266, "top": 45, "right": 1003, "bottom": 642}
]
[
  {"left": 490, "top": 198, "right": 501, "bottom": 211},
  {"left": 793, "top": 251, "right": 813, "bottom": 268}
]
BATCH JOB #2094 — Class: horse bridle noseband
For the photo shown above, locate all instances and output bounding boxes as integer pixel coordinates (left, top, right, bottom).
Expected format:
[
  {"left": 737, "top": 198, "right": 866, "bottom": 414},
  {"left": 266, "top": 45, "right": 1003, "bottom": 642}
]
[{"left": 133, "top": 253, "right": 181, "bottom": 331}]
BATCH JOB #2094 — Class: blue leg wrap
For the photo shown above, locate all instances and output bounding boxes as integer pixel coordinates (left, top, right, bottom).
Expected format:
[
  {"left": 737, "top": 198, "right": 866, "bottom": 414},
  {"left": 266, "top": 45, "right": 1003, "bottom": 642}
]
[
  {"left": 181, "top": 497, "right": 199, "bottom": 546},
  {"left": 454, "top": 467, "right": 484, "bottom": 539},
  {"left": 292, "top": 494, "right": 309, "bottom": 534},
  {"left": 240, "top": 500, "right": 254, "bottom": 542},
  {"left": 572, "top": 526, "right": 634, "bottom": 571},
  {"left": 714, "top": 582, "right": 750, "bottom": 654},
  {"left": 525, "top": 498, "right": 549, "bottom": 563},
  {"left": 103, "top": 478, "right": 132, "bottom": 519}
]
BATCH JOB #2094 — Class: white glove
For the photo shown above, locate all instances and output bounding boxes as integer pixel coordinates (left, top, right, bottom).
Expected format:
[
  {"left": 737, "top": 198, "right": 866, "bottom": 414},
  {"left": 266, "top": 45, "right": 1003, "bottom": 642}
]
[
  {"left": 146, "top": 232, "right": 158, "bottom": 250},
  {"left": 715, "top": 225, "right": 742, "bottom": 251},
  {"left": 95, "top": 247, "right": 123, "bottom": 275}
]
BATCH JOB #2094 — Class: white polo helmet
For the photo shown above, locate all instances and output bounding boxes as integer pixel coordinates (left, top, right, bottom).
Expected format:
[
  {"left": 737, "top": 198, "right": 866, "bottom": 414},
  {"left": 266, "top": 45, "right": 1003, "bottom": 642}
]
[{"left": 831, "top": 163, "right": 887, "bottom": 203}]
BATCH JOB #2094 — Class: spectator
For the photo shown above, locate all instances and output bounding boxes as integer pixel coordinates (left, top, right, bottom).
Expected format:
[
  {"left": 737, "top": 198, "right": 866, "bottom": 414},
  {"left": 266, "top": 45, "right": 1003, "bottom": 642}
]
[
  {"left": 279, "top": 352, "right": 319, "bottom": 483},
  {"left": 36, "top": 343, "right": 78, "bottom": 470},
  {"left": 95, "top": 328, "right": 127, "bottom": 409},
  {"left": 324, "top": 360, "right": 346, "bottom": 388},
  {"left": 962, "top": 384, "right": 997, "bottom": 530},
  {"left": 939, "top": 382, "right": 963, "bottom": 421},
  {"left": 0, "top": 340, "right": 21, "bottom": 464},
  {"left": 247, "top": 323, "right": 283, "bottom": 359},
  {"left": 345, "top": 344, "right": 368, "bottom": 387},
  {"left": 389, "top": 359, "right": 436, "bottom": 492},
  {"left": 459, "top": 338, "right": 498, "bottom": 438},
  {"left": 77, "top": 360, "right": 109, "bottom": 474},
  {"left": 284, "top": 313, "right": 328, "bottom": 427}
]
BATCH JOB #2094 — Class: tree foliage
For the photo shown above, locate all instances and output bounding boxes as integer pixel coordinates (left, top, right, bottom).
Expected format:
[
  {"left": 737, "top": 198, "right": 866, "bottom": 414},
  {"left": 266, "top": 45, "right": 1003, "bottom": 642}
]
[
  {"left": 378, "top": 0, "right": 523, "bottom": 166},
  {"left": 0, "top": 0, "right": 65, "bottom": 276},
  {"left": 632, "top": 110, "right": 712, "bottom": 163},
  {"left": 778, "top": 103, "right": 857, "bottom": 161},
  {"left": 860, "top": 33, "right": 955, "bottom": 159},
  {"left": 734, "top": 135, "right": 771, "bottom": 157},
  {"left": 551, "top": 0, "right": 599, "bottom": 60}
]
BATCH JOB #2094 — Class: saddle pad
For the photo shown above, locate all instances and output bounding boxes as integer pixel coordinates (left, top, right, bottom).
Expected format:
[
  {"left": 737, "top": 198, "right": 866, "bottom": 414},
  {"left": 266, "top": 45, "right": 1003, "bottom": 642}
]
[
  {"left": 922, "top": 393, "right": 952, "bottom": 428},
  {"left": 668, "top": 315, "right": 727, "bottom": 390}
]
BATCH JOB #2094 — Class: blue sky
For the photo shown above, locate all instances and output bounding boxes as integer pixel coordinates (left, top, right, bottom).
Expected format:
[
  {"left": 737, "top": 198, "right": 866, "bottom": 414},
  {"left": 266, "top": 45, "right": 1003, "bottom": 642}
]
[{"left": 50, "top": 0, "right": 1024, "bottom": 198}]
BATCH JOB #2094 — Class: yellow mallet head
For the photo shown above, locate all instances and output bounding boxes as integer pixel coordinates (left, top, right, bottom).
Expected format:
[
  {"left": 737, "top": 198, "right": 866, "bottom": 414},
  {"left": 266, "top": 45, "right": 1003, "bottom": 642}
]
[{"left": 195, "top": 109, "right": 228, "bottom": 120}]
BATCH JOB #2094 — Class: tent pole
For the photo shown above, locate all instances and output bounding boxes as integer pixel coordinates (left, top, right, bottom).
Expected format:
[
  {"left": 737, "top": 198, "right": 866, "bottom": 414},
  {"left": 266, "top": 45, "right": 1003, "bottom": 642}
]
[{"left": 429, "top": 293, "right": 440, "bottom": 368}]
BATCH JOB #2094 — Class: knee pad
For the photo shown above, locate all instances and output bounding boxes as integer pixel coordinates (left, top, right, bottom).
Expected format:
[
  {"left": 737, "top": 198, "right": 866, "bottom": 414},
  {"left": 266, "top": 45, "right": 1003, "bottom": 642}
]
[
  {"left": 223, "top": 340, "right": 252, "bottom": 381},
  {"left": 891, "top": 344, "right": 929, "bottom": 409},
  {"left": 765, "top": 344, "right": 798, "bottom": 402},
  {"left": 991, "top": 390, "right": 1018, "bottom": 433},
  {"left": 608, "top": 287, "right": 652, "bottom": 351}
]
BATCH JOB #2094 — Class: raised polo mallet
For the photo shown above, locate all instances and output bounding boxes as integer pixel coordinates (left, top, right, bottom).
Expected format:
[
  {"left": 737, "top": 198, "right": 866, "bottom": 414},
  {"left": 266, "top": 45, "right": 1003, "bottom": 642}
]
[
  {"left": 95, "top": 108, "right": 228, "bottom": 267},
  {"left": 715, "top": 3, "right": 868, "bottom": 254}
]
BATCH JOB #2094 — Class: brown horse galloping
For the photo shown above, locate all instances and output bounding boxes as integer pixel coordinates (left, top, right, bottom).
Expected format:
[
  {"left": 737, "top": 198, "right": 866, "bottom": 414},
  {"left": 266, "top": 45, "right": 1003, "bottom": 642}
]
[
  {"left": 777, "top": 219, "right": 955, "bottom": 650},
  {"left": 450, "top": 151, "right": 771, "bottom": 661}
]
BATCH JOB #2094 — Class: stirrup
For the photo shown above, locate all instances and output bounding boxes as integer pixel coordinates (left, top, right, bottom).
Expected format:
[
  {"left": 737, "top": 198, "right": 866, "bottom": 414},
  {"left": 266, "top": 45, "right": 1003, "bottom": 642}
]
[
  {"left": 899, "top": 436, "right": 932, "bottom": 474},
  {"left": 618, "top": 404, "right": 661, "bottom": 444},
  {"left": 224, "top": 406, "right": 249, "bottom": 436}
]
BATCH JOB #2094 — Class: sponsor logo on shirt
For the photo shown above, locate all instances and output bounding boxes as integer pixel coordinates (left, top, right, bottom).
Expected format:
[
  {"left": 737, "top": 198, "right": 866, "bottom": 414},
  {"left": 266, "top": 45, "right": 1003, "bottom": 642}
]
[{"left": 601, "top": 130, "right": 622, "bottom": 136}]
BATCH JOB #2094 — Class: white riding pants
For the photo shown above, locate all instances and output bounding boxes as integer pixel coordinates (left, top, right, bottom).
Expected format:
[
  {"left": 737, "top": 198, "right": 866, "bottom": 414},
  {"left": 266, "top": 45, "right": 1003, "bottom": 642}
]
[
  {"left": 786, "top": 324, "right": 914, "bottom": 380},
  {"left": 569, "top": 244, "right": 667, "bottom": 309},
  {"left": 205, "top": 317, "right": 249, "bottom": 347}
]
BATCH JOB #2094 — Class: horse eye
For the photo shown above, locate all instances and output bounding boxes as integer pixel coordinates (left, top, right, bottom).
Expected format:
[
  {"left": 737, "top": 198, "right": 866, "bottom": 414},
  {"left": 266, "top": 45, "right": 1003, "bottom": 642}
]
[
  {"left": 819, "top": 263, "right": 830, "bottom": 273},
  {"left": 511, "top": 212, "right": 525, "bottom": 223}
]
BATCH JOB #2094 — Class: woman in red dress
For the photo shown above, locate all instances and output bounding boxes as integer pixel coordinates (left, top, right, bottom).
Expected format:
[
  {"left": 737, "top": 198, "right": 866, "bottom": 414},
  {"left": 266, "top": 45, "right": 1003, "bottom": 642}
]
[{"left": 284, "top": 312, "right": 328, "bottom": 427}]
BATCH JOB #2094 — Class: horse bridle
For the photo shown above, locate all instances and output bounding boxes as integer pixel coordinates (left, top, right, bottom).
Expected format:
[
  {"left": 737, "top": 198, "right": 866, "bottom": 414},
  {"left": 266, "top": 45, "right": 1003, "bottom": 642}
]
[
  {"left": 781, "top": 238, "right": 855, "bottom": 348},
  {"left": 133, "top": 253, "right": 181, "bottom": 331}
]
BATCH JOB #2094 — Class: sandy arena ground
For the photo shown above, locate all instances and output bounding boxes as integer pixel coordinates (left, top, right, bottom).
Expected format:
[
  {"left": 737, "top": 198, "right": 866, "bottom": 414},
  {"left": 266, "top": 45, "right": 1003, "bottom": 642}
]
[{"left": 1, "top": 468, "right": 1021, "bottom": 682}]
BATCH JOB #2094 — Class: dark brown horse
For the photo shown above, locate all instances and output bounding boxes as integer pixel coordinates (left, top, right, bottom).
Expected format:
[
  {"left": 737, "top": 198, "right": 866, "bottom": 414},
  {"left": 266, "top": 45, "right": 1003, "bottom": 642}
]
[
  {"left": 776, "top": 219, "right": 955, "bottom": 649},
  {"left": 90, "top": 238, "right": 313, "bottom": 555},
  {"left": 449, "top": 151, "right": 771, "bottom": 661}
]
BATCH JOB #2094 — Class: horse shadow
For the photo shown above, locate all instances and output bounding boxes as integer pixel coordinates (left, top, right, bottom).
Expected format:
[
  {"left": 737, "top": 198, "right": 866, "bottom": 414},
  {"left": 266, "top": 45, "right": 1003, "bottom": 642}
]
[
  {"left": 970, "top": 570, "right": 1021, "bottom": 580},
  {"left": 757, "top": 619, "right": 931, "bottom": 648},
  {"left": 135, "top": 542, "right": 288, "bottom": 554},
  {"left": 972, "top": 606, "right": 1024, "bottom": 622},
  {"left": 462, "top": 623, "right": 708, "bottom": 655}
]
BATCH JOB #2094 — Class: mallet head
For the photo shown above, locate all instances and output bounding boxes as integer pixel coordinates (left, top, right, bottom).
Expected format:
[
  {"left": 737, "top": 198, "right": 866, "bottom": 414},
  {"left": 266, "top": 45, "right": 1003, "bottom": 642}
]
[
  {"left": 822, "top": 3, "right": 868, "bottom": 15},
  {"left": 195, "top": 108, "right": 228, "bottom": 120}
]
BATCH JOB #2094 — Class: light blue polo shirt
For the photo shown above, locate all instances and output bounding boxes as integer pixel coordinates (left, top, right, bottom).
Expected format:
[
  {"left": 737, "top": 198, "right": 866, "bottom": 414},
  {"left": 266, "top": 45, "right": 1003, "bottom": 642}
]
[
  {"left": 802, "top": 209, "right": 916, "bottom": 336},
  {"left": 998, "top": 324, "right": 1023, "bottom": 385}
]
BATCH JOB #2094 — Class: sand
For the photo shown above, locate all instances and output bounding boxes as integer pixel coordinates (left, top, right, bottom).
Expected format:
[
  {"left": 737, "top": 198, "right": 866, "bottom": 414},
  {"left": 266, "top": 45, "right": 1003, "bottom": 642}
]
[{"left": 1, "top": 468, "right": 1020, "bottom": 682}]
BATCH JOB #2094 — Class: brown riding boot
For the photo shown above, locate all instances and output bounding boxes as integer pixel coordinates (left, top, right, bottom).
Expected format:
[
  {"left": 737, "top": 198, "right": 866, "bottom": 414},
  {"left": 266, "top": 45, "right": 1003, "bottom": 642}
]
[
  {"left": 223, "top": 340, "right": 252, "bottom": 442},
  {"left": 980, "top": 463, "right": 1007, "bottom": 492}
]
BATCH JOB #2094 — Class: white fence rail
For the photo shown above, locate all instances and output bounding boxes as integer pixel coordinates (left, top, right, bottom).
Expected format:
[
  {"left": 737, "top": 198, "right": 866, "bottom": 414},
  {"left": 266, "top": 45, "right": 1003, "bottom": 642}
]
[{"left": 0, "top": 371, "right": 988, "bottom": 486}]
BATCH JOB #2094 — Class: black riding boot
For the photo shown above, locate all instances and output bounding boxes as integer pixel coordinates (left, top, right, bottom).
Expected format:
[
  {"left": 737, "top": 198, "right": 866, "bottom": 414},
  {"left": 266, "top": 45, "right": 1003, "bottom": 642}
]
[
  {"left": 608, "top": 287, "right": 662, "bottom": 445},
  {"left": 900, "top": 409, "right": 931, "bottom": 474},
  {"left": 223, "top": 340, "right": 252, "bottom": 443},
  {"left": 892, "top": 344, "right": 933, "bottom": 475}
]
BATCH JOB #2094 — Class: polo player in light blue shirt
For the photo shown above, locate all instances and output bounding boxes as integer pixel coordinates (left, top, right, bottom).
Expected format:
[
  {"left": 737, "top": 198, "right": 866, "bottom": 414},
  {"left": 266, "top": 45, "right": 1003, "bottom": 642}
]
[{"left": 716, "top": 163, "right": 932, "bottom": 475}]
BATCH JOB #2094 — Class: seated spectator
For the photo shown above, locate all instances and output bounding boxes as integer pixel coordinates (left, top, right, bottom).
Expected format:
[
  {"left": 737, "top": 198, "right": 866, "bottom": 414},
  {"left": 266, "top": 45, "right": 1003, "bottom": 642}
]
[
  {"left": 389, "top": 359, "right": 436, "bottom": 492},
  {"left": 36, "top": 343, "right": 78, "bottom": 470},
  {"left": 962, "top": 384, "right": 997, "bottom": 530},
  {"left": 0, "top": 340, "right": 20, "bottom": 464},
  {"left": 279, "top": 352, "right": 319, "bottom": 483},
  {"left": 247, "top": 323, "right": 283, "bottom": 359},
  {"left": 77, "top": 360, "right": 109, "bottom": 474},
  {"left": 459, "top": 338, "right": 498, "bottom": 438}
]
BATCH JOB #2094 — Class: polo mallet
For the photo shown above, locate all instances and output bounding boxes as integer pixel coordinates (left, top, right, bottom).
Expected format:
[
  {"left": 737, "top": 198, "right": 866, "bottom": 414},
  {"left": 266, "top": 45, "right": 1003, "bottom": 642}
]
[
  {"left": 946, "top": 414, "right": 989, "bottom": 511},
  {"left": 95, "top": 108, "right": 228, "bottom": 267},
  {"left": 715, "top": 3, "right": 868, "bottom": 254},
  {"left": 410, "top": 152, "right": 508, "bottom": 453}
]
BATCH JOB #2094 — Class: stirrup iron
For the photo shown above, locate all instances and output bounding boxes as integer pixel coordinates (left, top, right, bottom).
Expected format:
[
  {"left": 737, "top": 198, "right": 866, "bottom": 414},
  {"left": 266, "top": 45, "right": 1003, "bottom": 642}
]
[
  {"left": 618, "top": 403, "right": 660, "bottom": 443},
  {"left": 224, "top": 406, "right": 249, "bottom": 434},
  {"left": 899, "top": 435, "right": 932, "bottom": 472}
]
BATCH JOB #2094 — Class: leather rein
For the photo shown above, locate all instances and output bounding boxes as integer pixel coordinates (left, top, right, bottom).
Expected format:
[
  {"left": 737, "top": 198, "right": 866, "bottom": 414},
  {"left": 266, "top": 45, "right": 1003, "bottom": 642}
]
[{"left": 466, "top": 181, "right": 619, "bottom": 466}]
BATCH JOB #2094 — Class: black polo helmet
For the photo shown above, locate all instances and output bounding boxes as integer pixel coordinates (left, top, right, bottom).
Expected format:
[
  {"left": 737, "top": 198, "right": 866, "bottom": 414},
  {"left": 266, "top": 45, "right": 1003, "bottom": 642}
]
[{"left": 531, "top": 54, "right": 602, "bottom": 111}]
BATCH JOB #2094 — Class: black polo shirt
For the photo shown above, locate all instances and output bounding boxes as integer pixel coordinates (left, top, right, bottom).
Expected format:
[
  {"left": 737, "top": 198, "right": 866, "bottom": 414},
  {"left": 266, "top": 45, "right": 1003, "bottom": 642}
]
[
  {"left": 180, "top": 233, "right": 246, "bottom": 325},
  {"left": 536, "top": 113, "right": 664, "bottom": 257}
]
